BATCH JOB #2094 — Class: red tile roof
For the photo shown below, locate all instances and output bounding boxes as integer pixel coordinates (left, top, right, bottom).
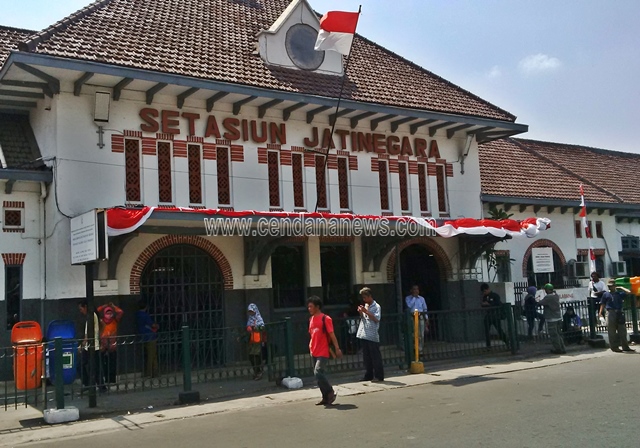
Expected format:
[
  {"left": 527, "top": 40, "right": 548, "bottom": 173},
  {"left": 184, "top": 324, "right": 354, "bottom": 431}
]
[
  {"left": 0, "top": 25, "right": 34, "bottom": 67},
  {"left": 479, "top": 138, "right": 640, "bottom": 205},
  {"left": 12, "top": 0, "right": 515, "bottom": 122}
]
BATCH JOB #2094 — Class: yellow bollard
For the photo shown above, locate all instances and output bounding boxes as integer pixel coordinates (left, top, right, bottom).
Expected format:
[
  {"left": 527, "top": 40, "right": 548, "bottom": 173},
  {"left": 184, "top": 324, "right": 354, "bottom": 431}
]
[{"left": 409, "top": 310, "right": 424, "bottom": 374}]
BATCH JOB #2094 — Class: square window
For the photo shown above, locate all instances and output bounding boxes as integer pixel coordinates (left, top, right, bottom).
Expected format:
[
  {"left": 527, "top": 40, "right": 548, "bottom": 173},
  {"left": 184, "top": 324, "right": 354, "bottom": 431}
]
[{"left": 3, "top": 209, "right": 24, "bottom": 230}]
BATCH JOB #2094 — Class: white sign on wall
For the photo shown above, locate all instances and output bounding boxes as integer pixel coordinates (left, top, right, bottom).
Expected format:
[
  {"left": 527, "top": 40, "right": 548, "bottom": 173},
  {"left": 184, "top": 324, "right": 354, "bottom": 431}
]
[
  {"left": 532, "top": 247, "right": 554, "bottom": 273},
  {"left": 70, "top": 209, "right": 108, "bottom": 265}
]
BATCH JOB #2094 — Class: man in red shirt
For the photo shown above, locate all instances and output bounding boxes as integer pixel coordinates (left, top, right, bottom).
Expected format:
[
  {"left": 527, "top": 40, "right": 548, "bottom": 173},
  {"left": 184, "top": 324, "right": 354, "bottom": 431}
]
[{"left": 308, "top": 296, "right": 343, "bottom": 406}]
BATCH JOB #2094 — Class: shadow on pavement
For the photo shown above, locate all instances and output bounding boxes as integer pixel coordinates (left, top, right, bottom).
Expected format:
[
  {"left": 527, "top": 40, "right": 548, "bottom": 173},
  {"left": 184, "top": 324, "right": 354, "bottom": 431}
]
[
  {"left": 431, "top": 375, "right": 502, "bottom": 387},
  {"left": 326, "top": 403, "right": 358, "bottom": 411}
]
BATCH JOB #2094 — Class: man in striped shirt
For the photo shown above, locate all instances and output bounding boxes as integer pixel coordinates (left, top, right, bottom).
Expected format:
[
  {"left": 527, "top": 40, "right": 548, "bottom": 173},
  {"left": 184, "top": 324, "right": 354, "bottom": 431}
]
[{"left": 357, "top": 287, "right": 384, "bottom": 382}]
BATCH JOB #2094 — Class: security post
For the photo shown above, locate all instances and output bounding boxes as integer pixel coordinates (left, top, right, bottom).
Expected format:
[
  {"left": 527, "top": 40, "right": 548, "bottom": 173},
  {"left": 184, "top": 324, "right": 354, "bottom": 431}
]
[
  {"left": 54, "top": 337, "right": 64, "bottom": 410},
  {"left": 409, "top": 311, "right": 424, "bottom": 374},
  {"left": 43, "top": 337, "right": 79, "bottom": 424},
  {"left": 179, "top": 325, "right": 200, "bottom": 404}
]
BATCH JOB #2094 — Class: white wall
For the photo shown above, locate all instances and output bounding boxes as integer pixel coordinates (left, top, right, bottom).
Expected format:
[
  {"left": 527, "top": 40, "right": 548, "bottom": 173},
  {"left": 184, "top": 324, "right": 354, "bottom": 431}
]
[
  {"left": 489, "top": 205, "right": 621, "bottom": 282},
  {"left": 23, "top": 80, "right": 487, "bottom": 299},
  {"left": 0, "top": 181, "right": 45, "bottom": 302}
]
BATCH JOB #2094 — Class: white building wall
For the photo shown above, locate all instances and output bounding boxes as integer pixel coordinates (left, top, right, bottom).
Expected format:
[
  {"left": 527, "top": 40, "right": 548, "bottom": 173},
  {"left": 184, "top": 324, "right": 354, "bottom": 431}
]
[
  {"left": 490, "top": 205, "right": 622, "bottom": 282},
  {"left": 0, "top": 182, "right": 45, "bottom": 302},
  {"left": 22, "top": 78, "right": 488, "bottom": 300}
]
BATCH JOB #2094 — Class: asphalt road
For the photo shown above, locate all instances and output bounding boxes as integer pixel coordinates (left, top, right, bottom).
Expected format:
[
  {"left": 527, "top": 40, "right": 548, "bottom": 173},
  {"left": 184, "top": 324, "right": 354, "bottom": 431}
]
[{"left": 26, "top": 353, "right": 639, "bottom": 448}]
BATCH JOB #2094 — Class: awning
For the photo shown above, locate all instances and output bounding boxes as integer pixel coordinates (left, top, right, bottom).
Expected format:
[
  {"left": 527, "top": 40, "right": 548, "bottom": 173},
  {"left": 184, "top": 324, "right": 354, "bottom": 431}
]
[{"left": 106, "top": 206, "right": 550, "bottom": 239}]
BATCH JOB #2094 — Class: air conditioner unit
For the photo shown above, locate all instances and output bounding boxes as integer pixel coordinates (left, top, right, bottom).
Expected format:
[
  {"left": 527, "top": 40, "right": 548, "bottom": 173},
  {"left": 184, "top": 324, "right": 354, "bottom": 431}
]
[
  {"left": 573, "top": 262, "right": 589, "bottom": 278},
  {"left": 610, "top": 261, "right": 627, "bottom": 277}
]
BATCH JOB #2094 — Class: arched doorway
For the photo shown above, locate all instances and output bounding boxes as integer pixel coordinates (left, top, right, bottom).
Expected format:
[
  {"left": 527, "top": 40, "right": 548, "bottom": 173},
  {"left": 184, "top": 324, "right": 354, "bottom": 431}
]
[
  {"left": 399, "top": 244, "right": 442, "bottom": 311},
  {"left": 140, "top": 244, "right": 225, "bottom": 367},
  {"left": 526, "top": 250, "right": 565, "bottom": 287},
  {"left": 522, "top": 240, "right": 567, "bottom": 288}
]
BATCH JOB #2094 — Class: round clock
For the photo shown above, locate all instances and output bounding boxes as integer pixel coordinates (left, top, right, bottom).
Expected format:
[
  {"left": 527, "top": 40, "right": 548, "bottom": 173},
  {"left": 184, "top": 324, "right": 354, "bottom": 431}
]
[{"left": 285, "top": 24, "right": 325, "bottom": 71}]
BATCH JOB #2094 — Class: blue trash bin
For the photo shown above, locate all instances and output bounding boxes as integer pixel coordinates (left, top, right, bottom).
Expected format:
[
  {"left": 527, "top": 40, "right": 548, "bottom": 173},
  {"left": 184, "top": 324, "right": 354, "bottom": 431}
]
[{"left": 46, "top": 320, "right": 76, "bottom": 385}]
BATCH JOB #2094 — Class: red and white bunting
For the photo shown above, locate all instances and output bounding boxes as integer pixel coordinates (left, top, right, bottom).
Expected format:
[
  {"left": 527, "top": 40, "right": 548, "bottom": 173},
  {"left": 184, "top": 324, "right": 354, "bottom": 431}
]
[{"left": 106, "top": 206, "right": 551, "bottom": 239}]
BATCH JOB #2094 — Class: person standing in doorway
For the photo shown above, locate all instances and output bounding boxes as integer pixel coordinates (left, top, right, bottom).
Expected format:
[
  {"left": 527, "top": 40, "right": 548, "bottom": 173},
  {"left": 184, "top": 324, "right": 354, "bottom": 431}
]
[
  {"left": 357, "top": 287, "right": 384, "bottom": 382},
  {"left": 538, "top": 284, "right": 566, "bottom": 354},
  {"left": 600, "top": 280, "right": 635, "bottom": 353},
  {"left": 307, "top": 296, "right": 342, "bottom": 406},
  {"left": 78, "top": 300, "right": 100, "bottom": 390},
  {"left": 405, "top": 285, "right": 428, "bottom": 354},
  {"left": 97, "top": 302, "right": 124, "bottom": 387},
  {"left": 246, "top": 303, "right": 266, "bottom": 380},
  {"left": 481, "top": 283, "right": 509, "bottom": 348},
  {"left": 135, "top": 300, "right": 159, "bottom": 378}
]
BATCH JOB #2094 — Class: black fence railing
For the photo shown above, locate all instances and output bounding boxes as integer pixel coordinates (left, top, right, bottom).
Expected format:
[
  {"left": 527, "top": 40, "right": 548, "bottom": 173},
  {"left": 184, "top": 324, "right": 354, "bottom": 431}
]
[{"left": 2, "top": 297, "right": 639, "bottom": 412}]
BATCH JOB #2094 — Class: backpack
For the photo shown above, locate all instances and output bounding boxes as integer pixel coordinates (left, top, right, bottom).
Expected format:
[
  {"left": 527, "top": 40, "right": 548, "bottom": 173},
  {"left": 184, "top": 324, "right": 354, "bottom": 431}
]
[{"left": 322, "top": 314, "right": 337, "bottom": 359}]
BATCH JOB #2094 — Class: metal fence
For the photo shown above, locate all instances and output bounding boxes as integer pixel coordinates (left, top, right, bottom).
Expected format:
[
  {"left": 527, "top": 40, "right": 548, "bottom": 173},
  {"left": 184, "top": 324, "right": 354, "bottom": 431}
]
[{"left": 2, "top": 298, "right": 640, "bottom": 412}]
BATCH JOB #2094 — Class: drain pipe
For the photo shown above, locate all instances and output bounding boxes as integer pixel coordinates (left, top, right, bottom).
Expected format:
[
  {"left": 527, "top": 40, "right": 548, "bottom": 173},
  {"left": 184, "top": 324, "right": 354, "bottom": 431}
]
[
  {"left": 39, "top": 181, "right": 48, "bottom": 328},
  {"left": 458, "top": 134, "right": 475, "bottom": 175}
]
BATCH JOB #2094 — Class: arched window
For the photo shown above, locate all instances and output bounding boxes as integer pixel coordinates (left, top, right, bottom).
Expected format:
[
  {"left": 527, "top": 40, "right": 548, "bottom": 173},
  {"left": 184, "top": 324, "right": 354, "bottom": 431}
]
[{"left": 526, "top": 250, "right": 564, "bottom": 287}]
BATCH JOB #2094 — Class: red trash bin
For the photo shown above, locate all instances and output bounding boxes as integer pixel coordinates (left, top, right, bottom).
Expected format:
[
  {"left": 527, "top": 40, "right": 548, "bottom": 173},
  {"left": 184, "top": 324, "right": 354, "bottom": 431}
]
[{"left": 12, "top": 321, "right": 44, "bottom": 390}]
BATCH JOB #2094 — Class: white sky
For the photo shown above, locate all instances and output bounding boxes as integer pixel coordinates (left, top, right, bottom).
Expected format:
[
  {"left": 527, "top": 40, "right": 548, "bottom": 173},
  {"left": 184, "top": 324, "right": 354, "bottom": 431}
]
[{"left": 2, "top": 0, "right": 639, "bottom": 153}]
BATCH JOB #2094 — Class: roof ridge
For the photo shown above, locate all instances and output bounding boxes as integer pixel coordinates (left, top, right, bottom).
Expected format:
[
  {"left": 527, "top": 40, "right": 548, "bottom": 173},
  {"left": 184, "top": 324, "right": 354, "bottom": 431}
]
[
  {"left": 353, "top": 32, "right": 516, "bottom": 123},
  {"left": 509, "top": 138, "right": 624, "bottom": 203},
  {"left": 18, "top": 0, "right": 115, "bottom": 52},
  {"left": 0, "top": 24, "right": 37, "bottom": 34},
  {"left": 514, "top": 137, "right": 640, "bottom": 159}
]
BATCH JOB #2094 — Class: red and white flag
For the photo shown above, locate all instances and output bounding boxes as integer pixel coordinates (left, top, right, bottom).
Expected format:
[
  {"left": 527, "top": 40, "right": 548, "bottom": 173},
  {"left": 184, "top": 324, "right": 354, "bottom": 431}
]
[
  {"left": 314, "top": 10, "right": 360, "bottom": 56},
  {"left": 579, "top": 184, "right": 597, "bottom": 273}
]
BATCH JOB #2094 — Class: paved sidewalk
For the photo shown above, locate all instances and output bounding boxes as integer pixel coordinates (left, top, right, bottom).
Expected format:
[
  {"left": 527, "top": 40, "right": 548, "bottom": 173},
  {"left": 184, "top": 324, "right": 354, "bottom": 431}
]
[{"left": 0, "top": 343, "right": 619, "bottom": 447}]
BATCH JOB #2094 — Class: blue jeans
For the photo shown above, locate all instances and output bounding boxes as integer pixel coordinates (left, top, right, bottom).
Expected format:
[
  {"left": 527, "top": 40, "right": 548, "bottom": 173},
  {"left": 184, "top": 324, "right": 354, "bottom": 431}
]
[{"left": 312, "top": 357, "right": 333, "bottom": 399}]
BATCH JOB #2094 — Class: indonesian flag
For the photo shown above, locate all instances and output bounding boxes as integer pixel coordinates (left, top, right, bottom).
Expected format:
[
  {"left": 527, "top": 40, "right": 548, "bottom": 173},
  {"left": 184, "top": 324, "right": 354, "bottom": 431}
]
[
  {"left": 314, "top": 10, "right": 360, "bottom": 56},
  {"left": 579, "top": 184, "right": 597, "bottom": 273}
]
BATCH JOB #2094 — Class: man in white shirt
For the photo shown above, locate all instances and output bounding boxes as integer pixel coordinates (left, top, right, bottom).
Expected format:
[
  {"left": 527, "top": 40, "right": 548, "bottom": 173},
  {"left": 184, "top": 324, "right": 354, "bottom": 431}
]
[
  {"left": 588, "top": 272, "right": 607, "bottom": 305},
  {"left": 405, "top": 285, "right": 428, "bottom": 354}
]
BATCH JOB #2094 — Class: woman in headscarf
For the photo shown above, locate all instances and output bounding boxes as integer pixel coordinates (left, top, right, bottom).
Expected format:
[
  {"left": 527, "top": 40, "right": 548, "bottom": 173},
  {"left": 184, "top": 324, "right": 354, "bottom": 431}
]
[
  {"left": 523, "top": 286, "right": 545, "bottom": 338},
  {"left": 97, "top": 302, "right": 124, "bottom": 387},
  {"left": 246, "top": 303, "right": 266, "bottom": 380}
]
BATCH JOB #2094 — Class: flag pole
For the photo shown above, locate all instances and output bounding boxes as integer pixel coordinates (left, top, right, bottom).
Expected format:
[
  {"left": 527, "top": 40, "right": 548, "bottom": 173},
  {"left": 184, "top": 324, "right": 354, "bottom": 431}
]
[
  {"left": 314, "top": 5, "right": 361, "bottom": 213},
  {"left": 579, "top": 184, "right": 597, "bottom": 274}
]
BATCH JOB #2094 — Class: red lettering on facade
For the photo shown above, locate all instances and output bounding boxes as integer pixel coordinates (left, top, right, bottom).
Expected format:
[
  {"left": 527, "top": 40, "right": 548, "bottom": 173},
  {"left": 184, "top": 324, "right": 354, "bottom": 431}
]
[
  {"left": 204, "top": 115, "right": 221, "bottom": 139},
  {"left": 358, "top": 132, "right": 374, "bottom": 152},
  {"left": 161, "top": 110, "right": 180, "bottom": 134},
  {"left": 304, "top": 127, "right": 319, "bottom": 147},
  {"left": 321, "top": 128, "right": 336, "bottom": 150},
  {"left": 335, "top": 129, "right": 349, "bottom": 150},
  {"left": 251, "top": 120, "right": 268, "bottom": 143},
  {"left": 139, "top": 108, "right": 159, "bottom": 133},
  {"left": 387, "top": 136, "right": 400, "bottom": 155},
  {"left": 241, "top": 119, "right": 249, "bottom": 141},
  {"left": 429, "top": 140, "right": 441, "bottom": 159},
  {"left": 181, "top": 112, "right": 200, "bottom": 136},
  {"left": 373, "top": 133, "right": 386, "bottom": 153},
  {"left": 223, "top": 117, "right": 241, "bottom": 140},
  {"left": 401, "top": 136, "right": 413, "bottom": 156},
  {"left": 270, "top": 123, "right": 286, "bottom": 145},
  {"left": 415, "top": 138, "right": 427, "bottom": 158},
  {"left": 136, "top": 109, "right": 449, "bottom": 162}
]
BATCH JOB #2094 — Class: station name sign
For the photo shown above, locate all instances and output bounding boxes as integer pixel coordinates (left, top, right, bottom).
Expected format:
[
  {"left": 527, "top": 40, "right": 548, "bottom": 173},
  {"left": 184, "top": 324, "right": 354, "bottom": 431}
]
[{"left": 139, "top": 108, "right": 442, "bottom": 158}]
